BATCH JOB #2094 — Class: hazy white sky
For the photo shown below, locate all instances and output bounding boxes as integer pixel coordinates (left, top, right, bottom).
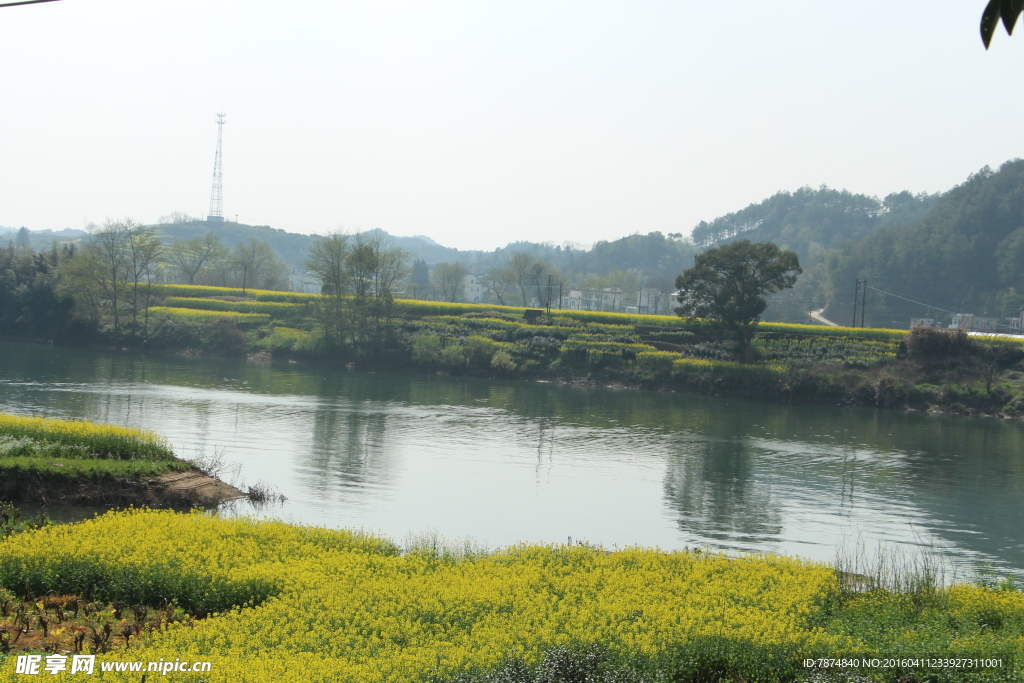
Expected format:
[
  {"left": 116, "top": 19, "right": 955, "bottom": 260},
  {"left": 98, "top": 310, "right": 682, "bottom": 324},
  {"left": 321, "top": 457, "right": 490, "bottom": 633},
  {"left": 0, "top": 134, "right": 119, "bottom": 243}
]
[{"left": 3, "top": 1, "right": 1024, "bottom": 250}]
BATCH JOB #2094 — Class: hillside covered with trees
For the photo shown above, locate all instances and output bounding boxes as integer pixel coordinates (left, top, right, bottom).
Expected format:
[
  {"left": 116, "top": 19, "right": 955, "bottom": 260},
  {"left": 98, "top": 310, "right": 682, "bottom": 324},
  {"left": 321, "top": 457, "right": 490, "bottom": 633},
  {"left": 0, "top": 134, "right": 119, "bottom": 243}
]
[
  {"left": 817, "top": 160, "right": 1024, "bottom": 328},
  {"left": 7, "top": 157, "right": 1024, "bottom": 332}
]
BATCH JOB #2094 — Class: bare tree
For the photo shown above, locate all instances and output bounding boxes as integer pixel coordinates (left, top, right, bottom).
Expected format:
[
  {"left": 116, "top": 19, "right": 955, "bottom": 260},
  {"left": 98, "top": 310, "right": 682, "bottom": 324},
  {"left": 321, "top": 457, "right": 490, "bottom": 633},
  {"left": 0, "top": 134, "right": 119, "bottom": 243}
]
[
  {"left": 167, "top": 232, "right": 224, "bottom": 285},
  {"left": 508, "top": 252, "right": 536, "bottom": 306},
  {"left": 305, "top": 232, "right": 351, "bottom": 348},
  {"left": 90, "top": 220, "right": 132, "bottom": 339},
  {"left": 431, "top": 262, "right": 468, "bottom": 303},
  {"left": 480, "top": 266, "right": 515, "bottom": 306},
  {"left": 232, "top": 238, "right": 276, "bottom": 294},
  {"left": 59, "top": 219, "right": 150, "bottom": 341},
  {"left": 125, "top": 224, "right": 162, "bottom": 341},
  {"left": 157, "top": 211, "right": 197, "bottom": 225},
  {"left": 346, "top": 232, "right": 410, "bottom": 346}
]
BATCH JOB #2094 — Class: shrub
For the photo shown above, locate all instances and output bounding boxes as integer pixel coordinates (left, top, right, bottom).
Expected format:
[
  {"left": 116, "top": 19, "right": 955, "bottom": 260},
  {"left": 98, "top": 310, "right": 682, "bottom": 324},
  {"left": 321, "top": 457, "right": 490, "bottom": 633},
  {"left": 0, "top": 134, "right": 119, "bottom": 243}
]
[
  {"left": 440, "top": 343, "right": 468, "bottom": 369},
  {"left": 635, "top": 351, "right": 677, "bottom": 370},
  {"left": 491, "top": 350, "right": 517, "bottom": 372},
  {"left": 265, "top": 327, "right": 311, "bottom": 354},
  {"left": 873, "top": 374, "right": 905, "bottom": 408},
  {"left": 293, "top": 326, "right": 326, "bottom": 356},
  {"left": 205, "top": 317, "right": 249, "bottom": 357},
  {"left": 905, "top": 326, "right": 976, "bottom": 359},
  {"left": 411, "top": 331, "right": 444, "bottom": 365}
]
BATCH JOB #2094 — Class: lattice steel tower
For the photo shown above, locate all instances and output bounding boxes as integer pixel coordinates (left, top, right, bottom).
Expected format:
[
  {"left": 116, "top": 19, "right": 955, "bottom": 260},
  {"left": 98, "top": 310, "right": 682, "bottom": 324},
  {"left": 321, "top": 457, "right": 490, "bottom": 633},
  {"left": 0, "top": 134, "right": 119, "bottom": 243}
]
[{"left": 206, "top": 112, "right": 226, "bottom": 223}]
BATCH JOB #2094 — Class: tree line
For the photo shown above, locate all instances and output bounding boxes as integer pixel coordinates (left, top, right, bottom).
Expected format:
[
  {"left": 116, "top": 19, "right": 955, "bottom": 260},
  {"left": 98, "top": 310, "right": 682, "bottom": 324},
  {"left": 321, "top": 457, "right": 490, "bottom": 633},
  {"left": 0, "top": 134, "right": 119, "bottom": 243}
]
[{"left": 0, "top": 219, "right": 290, "bottom": 345}]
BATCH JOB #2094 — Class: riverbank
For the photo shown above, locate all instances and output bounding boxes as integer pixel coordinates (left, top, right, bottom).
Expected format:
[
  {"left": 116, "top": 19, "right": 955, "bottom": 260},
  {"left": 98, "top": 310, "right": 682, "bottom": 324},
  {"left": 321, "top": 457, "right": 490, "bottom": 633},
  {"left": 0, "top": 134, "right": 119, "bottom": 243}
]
[
  {"left": 0, "top": 509, "right": 1021, "bottom": 682},
  {"left": 0, "top": 413, "right": 244, "bottom": 508},
  {"left": 10, "top": 283, "right": 1024, "bottom": 420},
  {"left": 366, "top": 323, "right": 1024, "bottom": 421},
  {"left": 141, "top": 286, "right": 1024, "bottom": 419}
]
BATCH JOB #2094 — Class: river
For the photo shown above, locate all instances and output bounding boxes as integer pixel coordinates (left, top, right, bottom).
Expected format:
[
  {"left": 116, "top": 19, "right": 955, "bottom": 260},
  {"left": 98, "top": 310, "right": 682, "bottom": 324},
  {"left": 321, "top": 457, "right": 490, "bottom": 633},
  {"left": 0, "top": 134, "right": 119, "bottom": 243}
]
[{"left": 2, "top": 340, "right": 1023, "bottom": 577}]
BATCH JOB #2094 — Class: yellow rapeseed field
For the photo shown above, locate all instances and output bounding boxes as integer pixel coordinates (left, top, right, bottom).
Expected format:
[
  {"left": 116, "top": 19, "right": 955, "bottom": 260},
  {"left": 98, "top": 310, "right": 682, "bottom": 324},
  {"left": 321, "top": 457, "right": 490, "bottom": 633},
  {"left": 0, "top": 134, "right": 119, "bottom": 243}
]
[
  {"left": 0, "top": 510, "right": 854, "bottom": 682},
  {"left": 147, "top": 307, "right": 271, "bottom": 325},
  {"left": 0, "top": 413, "right": 173, "bottom": 461}
]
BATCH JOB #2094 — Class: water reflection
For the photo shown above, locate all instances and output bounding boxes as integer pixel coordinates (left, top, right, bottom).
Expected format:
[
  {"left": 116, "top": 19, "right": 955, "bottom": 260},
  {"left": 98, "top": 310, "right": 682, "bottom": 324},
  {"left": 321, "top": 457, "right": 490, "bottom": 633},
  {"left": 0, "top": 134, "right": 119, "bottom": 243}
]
[
  {"left": 663, "top": 439, "right": 783, "bottom": 549},
  {"left": 2, "top": 340, "right": 1024, "bottom": 574}
]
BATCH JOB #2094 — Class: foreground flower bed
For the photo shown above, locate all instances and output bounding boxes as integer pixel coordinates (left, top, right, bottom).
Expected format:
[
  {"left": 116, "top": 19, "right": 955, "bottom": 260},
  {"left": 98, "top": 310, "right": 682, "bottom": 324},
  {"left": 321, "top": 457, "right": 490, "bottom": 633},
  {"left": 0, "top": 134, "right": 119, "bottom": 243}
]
[{"left": 0, "top": 511, "right": 1022, "bottom": 682}]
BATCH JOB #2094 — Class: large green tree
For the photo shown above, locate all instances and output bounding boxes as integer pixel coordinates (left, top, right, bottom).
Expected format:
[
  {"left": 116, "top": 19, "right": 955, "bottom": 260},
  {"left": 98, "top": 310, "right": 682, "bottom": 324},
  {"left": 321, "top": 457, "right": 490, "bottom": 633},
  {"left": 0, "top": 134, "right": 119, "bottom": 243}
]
[{"left": 675, "top": 240, "right": 801, "bottom": 363}]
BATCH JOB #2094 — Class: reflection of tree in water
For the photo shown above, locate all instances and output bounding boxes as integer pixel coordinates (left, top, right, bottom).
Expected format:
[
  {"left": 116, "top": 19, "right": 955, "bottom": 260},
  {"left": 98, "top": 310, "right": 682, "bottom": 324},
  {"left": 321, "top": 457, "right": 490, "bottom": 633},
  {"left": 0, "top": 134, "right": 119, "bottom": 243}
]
[
  {"left": 300, "top": 404, "right": 394, "bottom": 499},
  {"left": 663, "top": 437, "right": 782, "bottom": 547}
]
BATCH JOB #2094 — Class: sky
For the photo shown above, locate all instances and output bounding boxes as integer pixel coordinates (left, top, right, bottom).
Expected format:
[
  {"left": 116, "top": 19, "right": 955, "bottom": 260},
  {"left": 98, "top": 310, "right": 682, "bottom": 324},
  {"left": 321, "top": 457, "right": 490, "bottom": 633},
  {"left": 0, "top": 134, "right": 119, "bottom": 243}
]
[{"left": 3, "top": 1, "right": 1024, "bottom": 251}]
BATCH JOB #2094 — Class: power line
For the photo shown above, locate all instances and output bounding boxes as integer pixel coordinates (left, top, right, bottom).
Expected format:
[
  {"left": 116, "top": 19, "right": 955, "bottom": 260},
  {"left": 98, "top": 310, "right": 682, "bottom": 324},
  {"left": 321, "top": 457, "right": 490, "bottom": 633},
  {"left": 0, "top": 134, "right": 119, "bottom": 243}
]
[{"left": 864, "top": 284, "right": 958, "bottom": 315}]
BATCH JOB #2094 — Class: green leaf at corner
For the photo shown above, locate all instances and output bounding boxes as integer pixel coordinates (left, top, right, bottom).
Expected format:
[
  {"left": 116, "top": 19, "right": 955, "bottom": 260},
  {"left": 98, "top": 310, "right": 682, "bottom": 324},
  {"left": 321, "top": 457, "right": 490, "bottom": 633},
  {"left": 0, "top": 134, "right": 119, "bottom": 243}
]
[
  {"left": 982, "top": 0, "right": 1003, "bottom": 47},
  {"left": 1000, "top": 0, "right": 1024, "bottom": 34}
]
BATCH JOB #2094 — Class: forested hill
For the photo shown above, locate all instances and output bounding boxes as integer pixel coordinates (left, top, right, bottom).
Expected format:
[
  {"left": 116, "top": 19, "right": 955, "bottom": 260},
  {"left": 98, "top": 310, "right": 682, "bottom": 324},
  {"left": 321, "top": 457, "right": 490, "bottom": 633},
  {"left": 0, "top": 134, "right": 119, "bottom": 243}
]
[
  {"left": 154, "top": 221, "right": 318, "bottom": 272},
  {"left": 489, "top": 232, "right": 697, "bottom": 288},
  {"left": 819, "top": 159, "right": 1024, "bottom": 327},
  {"left": 691, "top": 186, "right": 940, "bottom": 266},
  {"left": 148, "top": 221, "right": 696, "bottom": 286}
]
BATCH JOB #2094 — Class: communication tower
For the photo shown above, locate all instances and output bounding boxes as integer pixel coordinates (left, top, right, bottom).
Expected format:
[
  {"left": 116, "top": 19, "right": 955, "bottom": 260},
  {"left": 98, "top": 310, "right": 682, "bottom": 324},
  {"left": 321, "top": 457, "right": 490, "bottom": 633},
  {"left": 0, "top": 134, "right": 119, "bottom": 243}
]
[{"left": 206, "top": 112, "right": 226, "bottom": 223}]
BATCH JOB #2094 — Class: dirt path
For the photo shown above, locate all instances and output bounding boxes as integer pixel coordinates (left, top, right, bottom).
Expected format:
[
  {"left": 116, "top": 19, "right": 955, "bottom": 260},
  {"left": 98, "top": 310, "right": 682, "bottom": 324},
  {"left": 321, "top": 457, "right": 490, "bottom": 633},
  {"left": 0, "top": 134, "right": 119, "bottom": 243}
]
[
  {"left": 153, "top": 469, "right": 246, "bottom": 506},
  {"left": 810, "top": 307, "right": 840, "bottom": 326}
]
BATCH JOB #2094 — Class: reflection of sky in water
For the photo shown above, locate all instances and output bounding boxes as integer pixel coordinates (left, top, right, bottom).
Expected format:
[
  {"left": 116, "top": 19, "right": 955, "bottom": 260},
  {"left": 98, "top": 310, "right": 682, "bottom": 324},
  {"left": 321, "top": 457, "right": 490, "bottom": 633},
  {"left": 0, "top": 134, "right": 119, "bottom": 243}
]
[{"left": 2, "top": 341, "right": 1024, "bottom": 577}]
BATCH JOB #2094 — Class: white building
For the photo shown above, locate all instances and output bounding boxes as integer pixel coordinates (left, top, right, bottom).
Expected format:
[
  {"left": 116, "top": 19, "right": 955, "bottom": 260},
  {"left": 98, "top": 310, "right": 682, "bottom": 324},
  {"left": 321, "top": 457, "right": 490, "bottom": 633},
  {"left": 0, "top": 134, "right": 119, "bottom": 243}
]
[
  {"left": 462, "top": 274, "right": 489, "bottom": 303},
  {"left": 561, "top": 287, "right": 624, "bottom": 312},
  {"left": 950, "top": 313, "right": 999, "bottom": 332}
]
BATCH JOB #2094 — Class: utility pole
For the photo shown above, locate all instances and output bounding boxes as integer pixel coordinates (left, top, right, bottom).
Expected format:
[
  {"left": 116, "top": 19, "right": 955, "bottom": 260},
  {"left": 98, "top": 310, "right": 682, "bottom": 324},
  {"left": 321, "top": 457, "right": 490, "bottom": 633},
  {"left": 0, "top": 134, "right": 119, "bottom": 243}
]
[
  {"left": 558, "top": 282, "right": 562, "bottom": 311},
  {"left": 546, "top": 274, "right": 552, "bottom": 314},
  {"left": 852, "top": 279, "right": 860, "bottom": 327},
  {"left": 860, "top": 278, "right": 867, "bottom": 328}
]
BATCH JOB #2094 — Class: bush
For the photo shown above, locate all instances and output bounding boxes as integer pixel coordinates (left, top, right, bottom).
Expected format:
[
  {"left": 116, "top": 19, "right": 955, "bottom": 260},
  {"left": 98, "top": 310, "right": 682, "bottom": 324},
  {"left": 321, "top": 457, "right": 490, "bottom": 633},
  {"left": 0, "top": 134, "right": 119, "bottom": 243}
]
[
  {"left": 873, "top": 374, "right": 905, "bottom": 408},
  {"left": 440, "top": 343, "right": 468, "bottom": 369},
  {"left": 265, "top": 326, "right": 311, "bottom": 355},
  {"left": 205, "top": 317, "right": 248, "bottom": 357},
  {"left": 411, "top": 331, "right": 444, "bottom": 365},
  {"left": 905, "top": 326, "right": 976, "bottom": 359},
  {"left": 491, "top": 350, "right": 517, "bottom": 372},
  {"left": 635, "top": 351, "right": 677, "bottom": 370}
]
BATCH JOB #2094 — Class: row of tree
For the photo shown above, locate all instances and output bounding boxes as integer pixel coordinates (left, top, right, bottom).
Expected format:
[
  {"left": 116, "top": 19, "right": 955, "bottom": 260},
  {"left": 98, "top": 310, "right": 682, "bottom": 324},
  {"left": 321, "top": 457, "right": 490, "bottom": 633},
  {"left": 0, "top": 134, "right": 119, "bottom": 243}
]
[
  {"left": 164, "top": 231, "right": 289, "bottom": 290},
  {"left": 413, "top": 252, "right": 672, "bottom": 313},
  {"left": 0, "top": 220, "right": 293, "bottom": 344},
  {"left": 304, "top": 232, "right": 409, "bottom": 352}
]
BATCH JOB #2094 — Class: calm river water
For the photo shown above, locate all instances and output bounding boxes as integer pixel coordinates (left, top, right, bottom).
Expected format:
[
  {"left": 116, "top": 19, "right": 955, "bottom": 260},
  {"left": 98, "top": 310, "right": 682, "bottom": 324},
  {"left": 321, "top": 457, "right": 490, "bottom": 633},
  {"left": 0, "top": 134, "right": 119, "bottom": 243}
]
[{"left": 2, "top": 340, "right": 1023, "bottom": 575}]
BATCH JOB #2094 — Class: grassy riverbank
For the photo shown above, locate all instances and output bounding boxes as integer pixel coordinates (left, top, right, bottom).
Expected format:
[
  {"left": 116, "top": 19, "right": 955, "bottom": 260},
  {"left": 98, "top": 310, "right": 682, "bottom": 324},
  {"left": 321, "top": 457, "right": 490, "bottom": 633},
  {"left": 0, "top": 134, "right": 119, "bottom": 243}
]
[
  {"left": 131, "top": 284, "right": 1024, "bottom": 418},
  {"left": 0, "top": 510, "right": 1020, "bottom": 682},
  {"left": 0, "top": 414, "right": 239, "bottom": 507}
]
